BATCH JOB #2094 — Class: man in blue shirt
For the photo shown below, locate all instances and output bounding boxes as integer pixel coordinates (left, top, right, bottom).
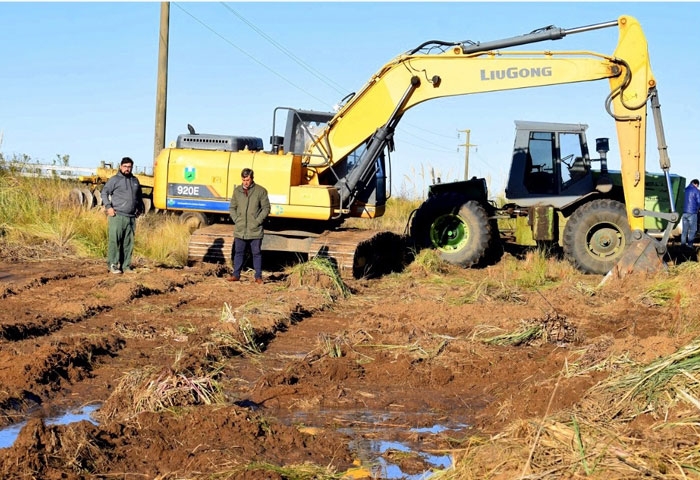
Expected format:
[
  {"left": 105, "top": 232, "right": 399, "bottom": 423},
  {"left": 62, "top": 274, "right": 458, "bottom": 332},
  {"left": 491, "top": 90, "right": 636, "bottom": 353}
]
[{"left": 681, "top": 179, "right": 700, "bottom": 249}]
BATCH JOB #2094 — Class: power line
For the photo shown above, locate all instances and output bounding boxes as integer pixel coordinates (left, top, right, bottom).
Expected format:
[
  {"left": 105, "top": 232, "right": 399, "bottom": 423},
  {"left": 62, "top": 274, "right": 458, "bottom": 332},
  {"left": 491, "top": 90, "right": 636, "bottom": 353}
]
[
  {"left": 399, "top": 137, "right": 459, "bottom": 154},
  {"left": 399, "top": 122, "right": 458, "bottom": 140},
  {"left": 172, "top": 2, "right": 329, "bottom": 106},
  {"left": 219, "top": 3, "right": 348, "bottom": 96},
  {"left": 214, "top": 4, "right": 466, "bottom": 146},
  {"left": 175, "top": 2, "right": 472, "bottom": 151}
]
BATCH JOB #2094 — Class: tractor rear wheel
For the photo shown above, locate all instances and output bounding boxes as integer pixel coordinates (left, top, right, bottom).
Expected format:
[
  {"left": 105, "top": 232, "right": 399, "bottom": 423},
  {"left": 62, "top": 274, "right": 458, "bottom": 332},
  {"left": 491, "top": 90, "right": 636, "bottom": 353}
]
[
  {"left": 410, "top": 193, "right": 491, "bottom": 267},
  {"left": 563, "top": 199, "right": 631, "bottom": 274}
]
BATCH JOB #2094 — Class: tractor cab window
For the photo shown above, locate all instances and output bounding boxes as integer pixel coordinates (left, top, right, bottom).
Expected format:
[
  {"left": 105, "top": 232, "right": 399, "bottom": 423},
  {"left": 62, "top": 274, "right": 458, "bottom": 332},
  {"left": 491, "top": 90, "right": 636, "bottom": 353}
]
[
  {"left": 524, "top": 131, "right": 556, "bottom": 194},
  {"left": 559, "top": 132, "right": 587, "bottom": 187}
]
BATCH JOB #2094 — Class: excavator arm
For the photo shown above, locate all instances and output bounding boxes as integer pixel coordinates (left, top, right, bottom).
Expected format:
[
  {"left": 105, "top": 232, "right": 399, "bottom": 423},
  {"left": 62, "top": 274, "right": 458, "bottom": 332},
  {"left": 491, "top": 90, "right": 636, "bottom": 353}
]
[{"left": 305, "top": 16, "right": 673, "bottom": 239}]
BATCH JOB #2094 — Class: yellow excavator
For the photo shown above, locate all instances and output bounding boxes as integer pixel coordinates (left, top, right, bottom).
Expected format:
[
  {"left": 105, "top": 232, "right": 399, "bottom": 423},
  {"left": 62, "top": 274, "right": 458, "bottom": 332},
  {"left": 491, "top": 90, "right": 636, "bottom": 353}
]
[{"left": 88, "top": 15, "right": 680, "bottom": 278}]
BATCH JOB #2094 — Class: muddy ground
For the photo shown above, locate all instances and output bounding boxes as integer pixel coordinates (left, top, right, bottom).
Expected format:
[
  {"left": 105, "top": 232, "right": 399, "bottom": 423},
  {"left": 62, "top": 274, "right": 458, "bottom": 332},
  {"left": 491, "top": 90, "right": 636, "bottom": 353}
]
[{"left": 0, "top": 246, "right": 699, "bottom": 479}]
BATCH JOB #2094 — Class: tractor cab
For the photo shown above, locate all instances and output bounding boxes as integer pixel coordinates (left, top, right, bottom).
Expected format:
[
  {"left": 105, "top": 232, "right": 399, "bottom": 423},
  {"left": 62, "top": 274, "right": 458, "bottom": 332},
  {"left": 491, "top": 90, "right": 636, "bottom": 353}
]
[{"left": 505, "top": 121, "right": 609, "bottom": 208}]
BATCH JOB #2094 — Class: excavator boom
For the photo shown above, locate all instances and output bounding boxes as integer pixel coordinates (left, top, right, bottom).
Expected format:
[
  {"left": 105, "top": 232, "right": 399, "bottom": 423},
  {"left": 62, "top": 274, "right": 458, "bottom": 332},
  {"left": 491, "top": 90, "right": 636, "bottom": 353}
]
[{"left": 310, "top": 16, "right": 665, "bottom": 230}]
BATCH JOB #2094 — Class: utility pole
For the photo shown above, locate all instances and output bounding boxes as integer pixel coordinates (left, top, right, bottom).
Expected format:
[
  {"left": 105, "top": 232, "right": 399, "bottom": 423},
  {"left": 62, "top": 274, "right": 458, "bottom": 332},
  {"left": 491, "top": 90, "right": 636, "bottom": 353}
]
[
  {"left": 458, "top": 129, "right": 477, "bottom": 180},
  {"left": 153, "top": 2, "right": 170, "bottom": 163}
]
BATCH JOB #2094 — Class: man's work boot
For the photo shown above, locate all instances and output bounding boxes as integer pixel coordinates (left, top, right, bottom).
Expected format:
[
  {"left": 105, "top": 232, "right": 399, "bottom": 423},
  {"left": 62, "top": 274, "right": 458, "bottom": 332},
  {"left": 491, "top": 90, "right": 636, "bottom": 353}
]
[
  {"left": 255, "top": 278, "right": 264, "bottom": 285},
  {"left": 227, "top": 276, "right": 240, "bottom": 282}
]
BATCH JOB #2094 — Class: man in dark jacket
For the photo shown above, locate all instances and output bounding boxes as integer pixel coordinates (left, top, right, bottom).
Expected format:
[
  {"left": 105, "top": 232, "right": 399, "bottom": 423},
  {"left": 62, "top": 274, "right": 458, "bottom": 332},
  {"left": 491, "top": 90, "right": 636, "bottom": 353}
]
[
  {"left": 101, "top": 157, "right": 145, "bottom": 274},
  {"left": 681, "top": 178, "right": 700, "bottom": 249},
  {"left": 227, "top": 168, "right": 270, "bottom": 283}
]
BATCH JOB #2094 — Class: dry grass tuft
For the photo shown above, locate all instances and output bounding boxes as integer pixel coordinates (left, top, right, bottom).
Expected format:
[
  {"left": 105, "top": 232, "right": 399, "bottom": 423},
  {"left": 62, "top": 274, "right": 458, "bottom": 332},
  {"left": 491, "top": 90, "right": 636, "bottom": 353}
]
[
  {"left": 97, "top": 365, "right": 225, "bottom": 421},
  {"left": 436, "top": 337, "right": 700, "bottom": 479},
  {"left": 473, "top": 313, "right": 577, "bottom": 347},
  {"left": 591, "top": 337, "right": 700, "bottom": 421},
  {"left": 408, "top": 248, "right": 451, "bottom": 276},
  {"left": 213, "top": 302, "right": 263, "bottom": 356}
]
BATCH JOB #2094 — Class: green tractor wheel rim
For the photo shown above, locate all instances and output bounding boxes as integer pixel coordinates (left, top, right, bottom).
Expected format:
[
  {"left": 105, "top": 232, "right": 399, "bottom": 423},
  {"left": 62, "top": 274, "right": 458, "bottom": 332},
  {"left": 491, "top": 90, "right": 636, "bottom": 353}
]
[{"left": 430, "top": 213, "right": 469, "bottom": 252}]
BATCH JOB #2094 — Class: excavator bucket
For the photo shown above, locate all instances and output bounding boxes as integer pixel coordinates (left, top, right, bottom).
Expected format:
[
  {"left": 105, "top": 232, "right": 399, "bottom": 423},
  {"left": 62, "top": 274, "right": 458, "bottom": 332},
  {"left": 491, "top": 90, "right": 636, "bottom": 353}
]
[{"left": 604, "top": 234, "right": 667, "bottom": 283}]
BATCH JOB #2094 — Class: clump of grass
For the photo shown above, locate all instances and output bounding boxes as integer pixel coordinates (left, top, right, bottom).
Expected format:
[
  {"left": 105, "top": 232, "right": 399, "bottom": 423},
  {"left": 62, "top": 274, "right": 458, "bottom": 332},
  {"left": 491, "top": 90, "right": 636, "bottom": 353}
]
[
  {"left": 0, "top": 169, "right": 191, "bottom": 265},
  {"left": 453, "top": 278, "right": 527, "bottom": 305},
  {"left": 0, "top": 174, "right": 103, "bottom": 259},
  {"left": 476, "top": 323, "right": 544, "bottom": 346},
  {"left": 287, "top": 256, "right": 350, "bottom": 299},
  {"left": 409, "top": 248, "right": 451, "bottom": 275},
  {"left": 439, "top": 338, "right": 700, "bottom": 479},
  {"left": 637, "top": 276, "right": 687, "bottom": 308},
  {"left": 503, "top": 249, "right": 550, "bottom": 288},
  {"left": 98, "top": 365, "right": 226, "bottom": 421},
  {"left": 215, "top": 302, "right": 262, "bottom": 355},
  {"left": 342, "top": 196, "right": 422, "bottom": 234},
  {"left": 594, "top": 337, "right": 700, "bottom": 420},
  {"left": 474, "top": 314, "right": 576, "bottom": 347},
  {"left": 317, "top": 333, "right": 344, "bottom": 358}
]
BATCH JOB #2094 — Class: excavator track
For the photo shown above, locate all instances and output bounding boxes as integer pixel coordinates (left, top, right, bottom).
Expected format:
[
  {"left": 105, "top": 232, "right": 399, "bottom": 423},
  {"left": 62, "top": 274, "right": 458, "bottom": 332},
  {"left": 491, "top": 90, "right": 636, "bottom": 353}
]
[
  {"left": 308, "top": 229, "right": 406, "bottom": 279},
  {"left": 188, "top": 224, "right": 236, "bottom": 265},
  {"left": 188, "top": 224, "right": 406, "bottom": 280}
]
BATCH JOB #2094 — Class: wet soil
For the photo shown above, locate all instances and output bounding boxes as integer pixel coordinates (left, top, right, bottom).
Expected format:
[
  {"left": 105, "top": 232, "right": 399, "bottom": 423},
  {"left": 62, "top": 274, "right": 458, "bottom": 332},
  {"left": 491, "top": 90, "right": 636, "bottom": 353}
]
[{"left": 0, "top": 251, "right": 696, "bottom": 479}]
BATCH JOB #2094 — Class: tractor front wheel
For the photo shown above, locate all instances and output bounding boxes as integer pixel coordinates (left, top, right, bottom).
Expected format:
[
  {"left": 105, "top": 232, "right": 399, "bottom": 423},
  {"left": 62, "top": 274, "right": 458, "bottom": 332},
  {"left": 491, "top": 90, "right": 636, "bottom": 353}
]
[{"left": 410, "top": 193, "right": 491, "bottom": 267}]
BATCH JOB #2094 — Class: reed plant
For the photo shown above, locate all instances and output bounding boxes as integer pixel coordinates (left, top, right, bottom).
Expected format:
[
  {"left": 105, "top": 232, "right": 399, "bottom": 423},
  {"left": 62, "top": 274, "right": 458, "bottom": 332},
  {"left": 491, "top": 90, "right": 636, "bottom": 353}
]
[
  {"left": 501, "top": 247, "right": 574, "bottom": 290},
  {"left": 215, "top": 302, "right": 262, "bottom": 356}
]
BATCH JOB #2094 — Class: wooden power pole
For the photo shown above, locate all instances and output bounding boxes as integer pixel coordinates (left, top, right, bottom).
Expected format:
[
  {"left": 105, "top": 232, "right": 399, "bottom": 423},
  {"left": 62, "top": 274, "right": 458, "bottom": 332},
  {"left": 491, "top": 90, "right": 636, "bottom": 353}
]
[
  {"left": 458, "top": 129, "right": 477, "bottom": 180},
  {"left": 153, "top": 2, "right": 170, "bottom": 163}
]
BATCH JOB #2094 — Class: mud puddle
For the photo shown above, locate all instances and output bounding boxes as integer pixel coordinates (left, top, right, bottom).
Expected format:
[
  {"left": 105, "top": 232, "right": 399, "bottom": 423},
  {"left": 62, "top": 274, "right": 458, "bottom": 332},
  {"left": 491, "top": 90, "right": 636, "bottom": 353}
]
[
  {"left": 0, "top": 403, "right": 100, "bottom": 449},
  {"left": 281, "top": 410, "right": 467, "bottom": 479}
]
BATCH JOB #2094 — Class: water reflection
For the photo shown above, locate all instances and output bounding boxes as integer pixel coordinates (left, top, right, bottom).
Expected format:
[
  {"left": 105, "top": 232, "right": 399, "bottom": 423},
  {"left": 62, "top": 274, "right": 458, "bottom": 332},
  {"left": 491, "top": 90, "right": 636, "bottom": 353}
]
[
  {"left": 0, "top": 403, "right": 100, "bottom": 449},
  {"left": 288, "top": 410, "right": 467, "bottom": 479}
]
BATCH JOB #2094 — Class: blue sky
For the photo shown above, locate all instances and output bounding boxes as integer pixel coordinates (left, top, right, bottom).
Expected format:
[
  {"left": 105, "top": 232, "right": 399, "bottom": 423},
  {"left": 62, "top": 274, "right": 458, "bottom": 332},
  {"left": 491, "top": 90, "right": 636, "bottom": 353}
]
[{"left": 1, "top": 2, "right": 699, "bottom": 198}]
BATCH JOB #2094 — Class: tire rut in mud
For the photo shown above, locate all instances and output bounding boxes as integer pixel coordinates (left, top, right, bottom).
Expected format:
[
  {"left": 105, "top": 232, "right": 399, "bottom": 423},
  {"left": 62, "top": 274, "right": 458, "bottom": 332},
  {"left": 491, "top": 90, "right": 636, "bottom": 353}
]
[{"left": 0, "top": 267, "right": 200, "bottom": 342}]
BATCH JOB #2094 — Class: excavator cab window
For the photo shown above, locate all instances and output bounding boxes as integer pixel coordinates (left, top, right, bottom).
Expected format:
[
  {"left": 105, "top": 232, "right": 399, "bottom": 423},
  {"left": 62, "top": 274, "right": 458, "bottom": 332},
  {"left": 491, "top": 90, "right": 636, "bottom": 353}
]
[
  {"left": 524, "top": 131, "right": 556, "bottom": 194},
  {"left": 274, "top": 108, "right": 334, "bottom": 156}
]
